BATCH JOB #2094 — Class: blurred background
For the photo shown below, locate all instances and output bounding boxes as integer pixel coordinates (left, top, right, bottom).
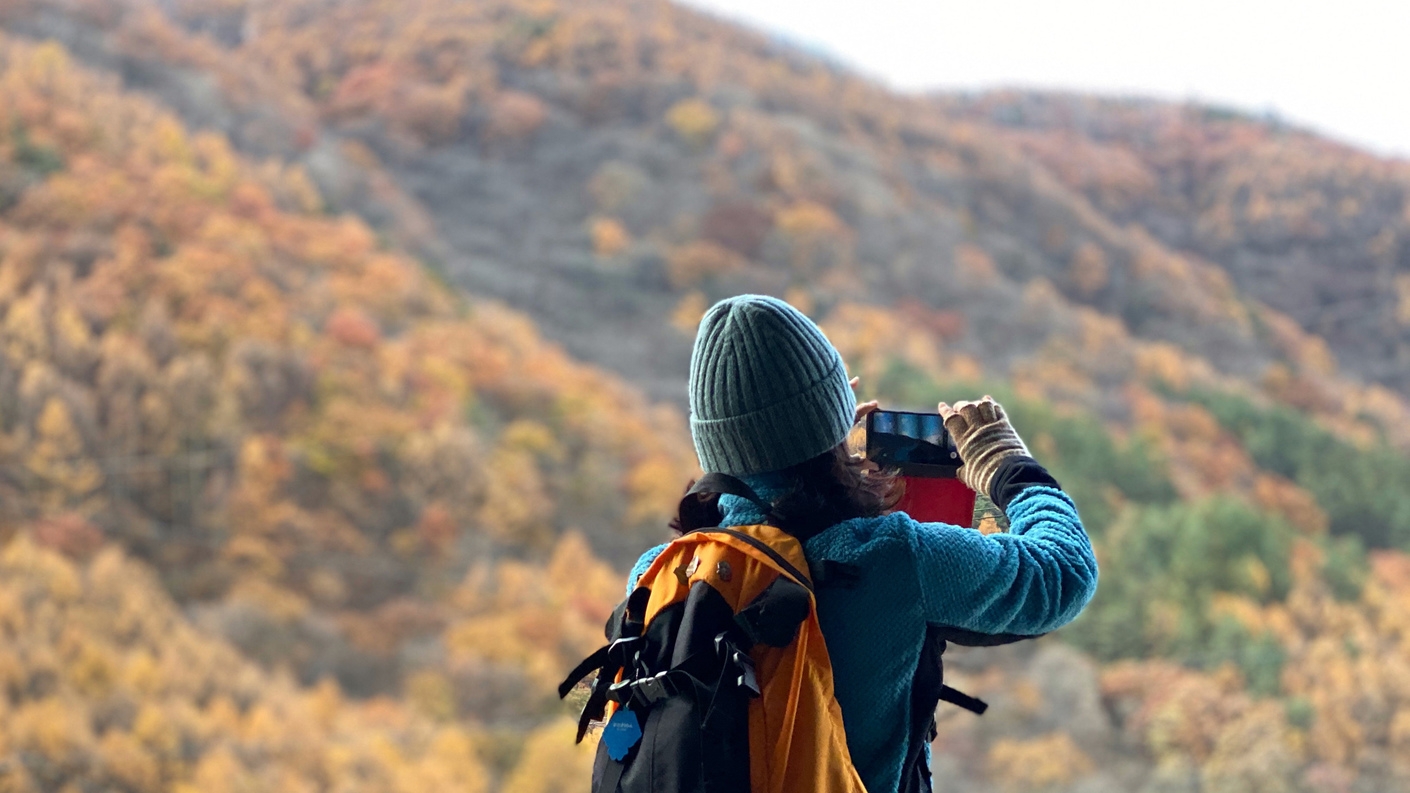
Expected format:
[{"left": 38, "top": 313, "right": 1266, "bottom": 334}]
[{"left": 0, "top": 0, "right": 1407, "bottom": 791}]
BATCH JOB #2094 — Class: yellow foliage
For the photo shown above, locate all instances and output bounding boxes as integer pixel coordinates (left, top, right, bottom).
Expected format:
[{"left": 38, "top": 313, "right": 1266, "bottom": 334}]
[
  {"left": 476, "top": 445, "right": 553, "bottom": 544},
  {"left": 181, "top": 746, "right": 260, "bottom": 793},
  {"left": 670, "top": 290, "right": 709, "bottom": 334},
  {"left": 406, "top": 668, "right": 457, "bottom": 722},
  {"left": 986, "top": 731, "right": 1095, "bottom": 790},
  {"left": 775, "top": 200, "right": 845, "bottom": 239},
  {"left": 503, "top": 718, "right": 597, "bottom": 793},
  {"left": 445, "top": 533, "right": 620, "bottom": 693},
  {"left": 98, "top": 730, "right": 162, "bottom": 791},
  {"left": 627, "top": 453, "right": 693, "bottom": 523},
  {"left": 664, "top": 98, "right": 720, "bottom": 147},
  {"left": 821, "top": 302, "right": 948, "bottom": 393},
  {"left": 783, "top": 286, "right": 815, "bottom": 316},
  {"left": 393, "top": 727, "right": 490, "bottom": 793},
  {"left": 27, "top": 396, "right": 103, "bottom": 506},
  {"left": 133, "top": 702, "right": 181, "bottom": 758},
  {"left": 0, "top": 534, "right": 508, "bottom": 792},
  {"left": 11, "top": 697, "right": 93, "bottom": 762}
]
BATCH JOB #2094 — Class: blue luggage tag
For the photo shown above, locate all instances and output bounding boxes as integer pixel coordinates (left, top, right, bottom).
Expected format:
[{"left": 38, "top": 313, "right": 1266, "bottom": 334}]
[{"left": 602, "top": 709, "right": 643, "bottom": 761}]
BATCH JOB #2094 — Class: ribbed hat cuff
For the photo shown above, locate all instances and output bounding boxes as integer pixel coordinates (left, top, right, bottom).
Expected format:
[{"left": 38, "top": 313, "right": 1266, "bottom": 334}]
[{"left": 691, "top": 365, "right": 856, "bottom": 476}]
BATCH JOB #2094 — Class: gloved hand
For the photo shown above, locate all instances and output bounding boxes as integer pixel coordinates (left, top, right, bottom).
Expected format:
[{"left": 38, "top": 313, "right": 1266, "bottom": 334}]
[{"left": 937, "top": 396, "right": 1031, "bottom": 497}]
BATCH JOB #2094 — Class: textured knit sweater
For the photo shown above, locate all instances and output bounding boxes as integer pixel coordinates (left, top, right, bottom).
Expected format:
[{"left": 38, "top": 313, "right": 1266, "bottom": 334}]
[{"left": 627, "top": 478, "right": 1097, "bottom": 793}]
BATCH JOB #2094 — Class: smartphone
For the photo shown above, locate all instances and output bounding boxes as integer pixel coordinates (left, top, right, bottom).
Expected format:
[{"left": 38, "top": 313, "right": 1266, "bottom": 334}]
[
  {"left": 866, "top": 409, "right": 976, "bottom": 526},
  {"left": 865, "top": 409, "right": 962, "bottom": 477}
]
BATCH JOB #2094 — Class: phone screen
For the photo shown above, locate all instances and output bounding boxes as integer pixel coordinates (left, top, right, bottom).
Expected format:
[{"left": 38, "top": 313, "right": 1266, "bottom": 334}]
[{"left": 866, "top": 410, "right": 962, "bottom": 476}]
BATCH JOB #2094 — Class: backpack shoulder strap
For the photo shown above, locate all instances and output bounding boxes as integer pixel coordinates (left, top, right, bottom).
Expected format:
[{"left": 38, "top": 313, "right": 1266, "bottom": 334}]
[{"left": 702, "top": 526, "right": 813, "bottom": 593}]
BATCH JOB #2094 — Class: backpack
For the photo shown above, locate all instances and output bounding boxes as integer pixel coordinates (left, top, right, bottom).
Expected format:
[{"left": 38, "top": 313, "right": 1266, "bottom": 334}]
[{"left": 559, "top": 474, "right": 1029, "bottom": 793}]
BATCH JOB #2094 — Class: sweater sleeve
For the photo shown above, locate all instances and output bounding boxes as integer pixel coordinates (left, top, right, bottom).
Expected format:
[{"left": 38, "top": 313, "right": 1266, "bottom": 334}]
[
  {"left": 626, "top": 542, "right": 670, "bottom": 595},
  {"left": 906, "top": 485, "right": 1098, "bottom": 635}
]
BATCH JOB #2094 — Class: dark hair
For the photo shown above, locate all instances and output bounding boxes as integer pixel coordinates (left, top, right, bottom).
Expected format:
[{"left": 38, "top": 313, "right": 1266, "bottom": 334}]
[{"left": 671, "top": 443, "right": 902, "bottom": 541}]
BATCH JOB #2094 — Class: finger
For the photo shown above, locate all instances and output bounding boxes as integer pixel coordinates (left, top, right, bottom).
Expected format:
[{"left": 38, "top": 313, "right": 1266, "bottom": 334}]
[
  {"left": 977, "top": 399, "right": 998, "bottom": 422},
  {"left": 941, "top": 406, "right": 969, "bottom": 435},
  {"left": 855, "top": 401, "right": 880, "bottom": 422},
  {"left": 849, "top": 376, "right": 861, "bottom": 389}
]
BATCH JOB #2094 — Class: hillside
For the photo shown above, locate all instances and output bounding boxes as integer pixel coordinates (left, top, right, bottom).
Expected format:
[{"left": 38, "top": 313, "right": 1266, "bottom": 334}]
[
  {"left": 7, "top": 0, "right": 1409, "bottom": 417},
  {"left": 938, "top": 91, "right": 1410, "bottom": 391},
  {"left": 0, "top": 1, "right": 1409, "bottom": 791}
]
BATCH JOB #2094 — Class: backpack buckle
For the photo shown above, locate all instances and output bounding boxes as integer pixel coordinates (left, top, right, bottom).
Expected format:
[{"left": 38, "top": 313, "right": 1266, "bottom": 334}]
[
  {"left": 606, "top": 671, "right": 677, "bottom": 708},
  {"left": 635, "top": 672, "right": 672, "bottom": 705},
  {"left": 606, "top": 679, "right": 634, "bottom": 705},
  {"left": 734, "top": 652, "right": 760, "bottom": 697},
  {"left": 714, "top": 633, "right": 761, "bottom": 697}
]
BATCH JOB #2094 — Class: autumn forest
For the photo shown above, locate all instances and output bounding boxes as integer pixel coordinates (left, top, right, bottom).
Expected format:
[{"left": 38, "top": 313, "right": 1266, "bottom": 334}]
[{"left": 0, "top": 0, "right": 1408, "bottom": 791}]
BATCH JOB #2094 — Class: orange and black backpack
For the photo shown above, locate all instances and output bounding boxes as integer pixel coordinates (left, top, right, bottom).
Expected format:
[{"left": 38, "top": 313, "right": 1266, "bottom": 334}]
[{"left": 559, "top": 474, "right": 1011, "bottom": 793}]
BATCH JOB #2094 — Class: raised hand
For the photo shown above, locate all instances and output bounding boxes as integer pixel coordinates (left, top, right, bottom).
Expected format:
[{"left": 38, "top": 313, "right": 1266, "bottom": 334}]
[{"left": 937, "top": 395, "right": 1030, "bottom": 496}]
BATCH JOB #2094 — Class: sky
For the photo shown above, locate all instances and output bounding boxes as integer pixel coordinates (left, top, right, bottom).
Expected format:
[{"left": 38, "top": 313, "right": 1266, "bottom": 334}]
[{"left": 680, "top": 0, "right": 1410, "bottom": 160}]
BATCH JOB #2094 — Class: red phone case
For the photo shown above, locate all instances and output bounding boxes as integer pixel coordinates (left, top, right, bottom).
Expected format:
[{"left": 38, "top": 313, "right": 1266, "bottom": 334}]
[{"left": 895, "top": 475, "right": 977, "bottom": 527}]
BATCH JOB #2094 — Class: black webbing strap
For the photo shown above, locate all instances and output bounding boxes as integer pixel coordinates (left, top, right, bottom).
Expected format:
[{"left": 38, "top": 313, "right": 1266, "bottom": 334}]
[
  {"left": 599, "top": 754, "right": 626, "bottom": 793},
  {"left": 574, "top": 669, "right": 613, "bottom": 743},
  {"left": 809, "top": 559, "right": 862, "bottom": 588},
  {"left": 706, "top": 527, "right": 813, "bottom": 594},
  {"left": 569, "top": 637, "right": 641, "bottom": 743},
  {"left": 561, "top": 588, "right": 653, "bottom": 743},
  {"left": 683, "top": 474, "right": 815, "bottom": 592},
  {"left": 938, "top": 684, "right": 988, "bottom": 715},
  {"left": 688, "top": 473, "right": 777, "bottom": 518},
  {"left": 559, "top": 645, "right": 609, "bottom": 699}
]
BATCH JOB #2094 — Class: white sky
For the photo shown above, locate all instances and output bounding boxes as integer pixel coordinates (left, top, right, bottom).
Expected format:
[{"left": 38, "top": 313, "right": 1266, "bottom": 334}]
[{"left": 680, "top": 0, "right": 1410, "bottom": 159}]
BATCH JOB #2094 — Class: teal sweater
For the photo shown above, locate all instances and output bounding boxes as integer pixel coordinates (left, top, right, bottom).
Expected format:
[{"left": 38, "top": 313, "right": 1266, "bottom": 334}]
[{"left": 627, "top": 481, "right": 1097, "bottom": 793}]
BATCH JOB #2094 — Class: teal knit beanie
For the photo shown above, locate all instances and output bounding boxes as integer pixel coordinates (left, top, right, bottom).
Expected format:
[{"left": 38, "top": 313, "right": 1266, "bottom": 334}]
[{"left": 689, "top": 295, "right": 856, "bottom": 476}]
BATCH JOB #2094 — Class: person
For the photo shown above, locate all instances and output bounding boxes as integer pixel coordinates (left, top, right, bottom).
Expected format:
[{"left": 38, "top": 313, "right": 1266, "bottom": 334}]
[{"left": 626, "top": 294, "right": 1099, "bottom": 793}]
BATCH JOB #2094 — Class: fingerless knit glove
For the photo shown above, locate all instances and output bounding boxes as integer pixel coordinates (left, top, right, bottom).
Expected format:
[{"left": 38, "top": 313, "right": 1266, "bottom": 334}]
[{"left": 942, "top": 397, "right": 1031, "bottom": 497}]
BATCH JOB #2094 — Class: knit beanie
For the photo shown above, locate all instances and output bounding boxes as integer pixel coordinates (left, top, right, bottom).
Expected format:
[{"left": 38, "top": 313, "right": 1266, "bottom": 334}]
[{"left": 689, "top": 295, "right": 856, "bottom": 476}]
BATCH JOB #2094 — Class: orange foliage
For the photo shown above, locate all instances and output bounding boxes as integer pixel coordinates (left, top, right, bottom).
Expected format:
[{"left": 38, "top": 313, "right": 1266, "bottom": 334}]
[
  {"left": 486, "top": 90, "right": 548, "bottom": 141},
  {"left": 665, "top": 240, "right": 745, "bottom": 288},
  {"left": 589, "top": 216, "right": 632, "bottom": 257}
]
